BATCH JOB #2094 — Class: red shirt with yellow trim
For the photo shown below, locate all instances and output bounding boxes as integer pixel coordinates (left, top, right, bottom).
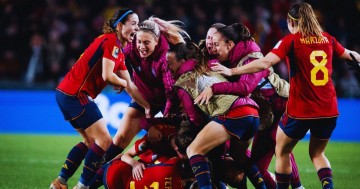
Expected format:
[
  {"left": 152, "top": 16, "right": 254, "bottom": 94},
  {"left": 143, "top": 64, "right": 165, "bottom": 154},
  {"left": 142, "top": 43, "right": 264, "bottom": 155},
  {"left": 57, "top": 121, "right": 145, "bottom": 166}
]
[
  {"left": 57, "top": 33, "right": 127, "bottom": 98},
  {"left": 271, "top": 32, "right": 345, "bottom": 118},
  {"left": 105, "top": 158, "right": 185, "bottom": 189}
]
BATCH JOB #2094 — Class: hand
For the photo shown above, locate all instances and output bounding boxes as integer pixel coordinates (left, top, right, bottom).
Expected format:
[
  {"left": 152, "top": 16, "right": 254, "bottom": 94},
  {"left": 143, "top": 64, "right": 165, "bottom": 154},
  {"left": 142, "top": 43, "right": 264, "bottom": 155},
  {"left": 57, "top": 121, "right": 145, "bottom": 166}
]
[
  {"left": 148, "top": 126, "right": 162, "bottom": 144},
  {"left": 347, "top": 53, "right": 360, "bottom": 72},
  {"left": 211, "top": 62, "right": 232, "bottom": 76},
  {"left": 194, "top": 87, "right": 213, "bottom": 105},
  {"left": 132, "top": 161, "right": 146, "bottom": 181}
]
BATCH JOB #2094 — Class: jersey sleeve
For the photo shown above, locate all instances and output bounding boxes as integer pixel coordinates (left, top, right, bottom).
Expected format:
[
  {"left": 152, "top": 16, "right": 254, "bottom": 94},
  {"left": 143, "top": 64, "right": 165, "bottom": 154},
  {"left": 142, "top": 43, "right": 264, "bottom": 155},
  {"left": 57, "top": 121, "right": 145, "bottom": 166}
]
[
  {"left": 331, "top": 36, "right": 345, "bottom": 57},
  {"left": 271, "top": 34, "right": 294, "bottom": 60},
  {"left": 102, "top": 35, "right": 127, "bottom": 70}
]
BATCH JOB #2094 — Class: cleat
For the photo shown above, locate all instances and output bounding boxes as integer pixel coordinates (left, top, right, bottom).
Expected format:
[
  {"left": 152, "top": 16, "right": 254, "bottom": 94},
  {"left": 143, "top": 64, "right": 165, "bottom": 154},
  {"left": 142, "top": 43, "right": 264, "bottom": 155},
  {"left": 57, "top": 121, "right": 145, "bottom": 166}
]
[{"left": 50, "top": 178, "right": 68, "bottom": 189}]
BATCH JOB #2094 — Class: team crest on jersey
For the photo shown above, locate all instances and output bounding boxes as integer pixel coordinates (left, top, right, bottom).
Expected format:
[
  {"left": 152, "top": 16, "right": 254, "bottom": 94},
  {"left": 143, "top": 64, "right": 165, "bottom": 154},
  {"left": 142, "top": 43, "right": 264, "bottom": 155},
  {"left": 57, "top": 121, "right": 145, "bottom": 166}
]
[{"left": 112, "top": 46, "right": 119, "bottom": 58}]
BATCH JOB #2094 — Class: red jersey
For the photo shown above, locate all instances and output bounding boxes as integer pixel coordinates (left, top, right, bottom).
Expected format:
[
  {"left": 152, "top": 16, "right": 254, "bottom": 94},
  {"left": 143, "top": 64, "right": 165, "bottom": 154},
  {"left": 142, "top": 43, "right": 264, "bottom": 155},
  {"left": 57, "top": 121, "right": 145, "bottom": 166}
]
[
  {"left": 57, "top": 33, "right": 127, "bottom": 99},
  {"left": 105, "top": 158, "right": 185, "bottom": 189},
  {"left": 271, "top": 32, "right": 345, "bottom": 118}
]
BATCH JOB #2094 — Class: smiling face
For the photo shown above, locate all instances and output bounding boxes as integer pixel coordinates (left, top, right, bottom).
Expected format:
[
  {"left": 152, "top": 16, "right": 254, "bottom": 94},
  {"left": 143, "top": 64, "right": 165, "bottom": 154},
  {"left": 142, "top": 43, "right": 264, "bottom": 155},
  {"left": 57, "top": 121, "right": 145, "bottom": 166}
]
[
  {"left": 212, "top": 32, "right": 232, "bottom": 62},
  {"left": 136, "top": 30, "right": 159, "bottom": 58},
  {"left": 166, "top": 52, "right": 183, "bottom": 74},
  {"left": 205, "top": 27, "right": 218, "bottom": 55},
  {"left": 120, "top": 13, "right": 139, "bottom": 43}
]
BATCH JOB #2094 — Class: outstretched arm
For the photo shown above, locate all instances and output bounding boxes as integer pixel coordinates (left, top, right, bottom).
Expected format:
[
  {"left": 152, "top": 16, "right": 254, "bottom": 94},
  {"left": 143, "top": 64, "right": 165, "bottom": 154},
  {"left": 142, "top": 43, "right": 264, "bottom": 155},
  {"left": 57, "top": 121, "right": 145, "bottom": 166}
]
[{"left": 212, "top": 52, "right": 281, "bottom": 76}]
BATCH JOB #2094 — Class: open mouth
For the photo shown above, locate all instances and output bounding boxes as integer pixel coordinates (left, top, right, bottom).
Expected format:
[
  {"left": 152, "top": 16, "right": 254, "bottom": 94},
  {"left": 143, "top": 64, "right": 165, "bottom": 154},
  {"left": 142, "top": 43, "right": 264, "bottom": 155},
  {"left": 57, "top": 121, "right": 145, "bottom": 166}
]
[{"left": 130, "top": 32, "right": 136, "bottom": 38}]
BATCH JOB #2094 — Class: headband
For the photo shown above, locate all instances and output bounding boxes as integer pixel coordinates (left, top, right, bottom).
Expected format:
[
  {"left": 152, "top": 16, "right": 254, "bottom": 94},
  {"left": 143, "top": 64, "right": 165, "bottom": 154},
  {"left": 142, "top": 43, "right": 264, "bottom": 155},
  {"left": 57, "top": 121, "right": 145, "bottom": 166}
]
[
  {"left": 113, "top": 10, "right": 134, "bottom": 28},
  {"left": 288, "top": 13, "right": 298, "bottom": 21}
]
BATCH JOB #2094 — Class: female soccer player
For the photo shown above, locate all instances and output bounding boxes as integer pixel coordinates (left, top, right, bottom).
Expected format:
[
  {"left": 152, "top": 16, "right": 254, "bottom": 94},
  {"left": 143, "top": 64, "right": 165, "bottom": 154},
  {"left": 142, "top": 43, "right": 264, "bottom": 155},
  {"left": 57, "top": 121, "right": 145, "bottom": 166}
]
[
  {"left": 167, "top": 41, "right": 266, "bottom": 189},
  {"left": 103, "top": 17, "right": 189, "bottom": 163},
  {"left": 104, "top": 120, "right": 197, "bottom": 189},
  {"left": 211, "top": 2, "right": 360, "bottom": 189},
  {"left": 50, "top": 9, "right": 150, "bottom": 189},
  {"left": 201, "top": 23, "right": 303, "bottom": 189}
]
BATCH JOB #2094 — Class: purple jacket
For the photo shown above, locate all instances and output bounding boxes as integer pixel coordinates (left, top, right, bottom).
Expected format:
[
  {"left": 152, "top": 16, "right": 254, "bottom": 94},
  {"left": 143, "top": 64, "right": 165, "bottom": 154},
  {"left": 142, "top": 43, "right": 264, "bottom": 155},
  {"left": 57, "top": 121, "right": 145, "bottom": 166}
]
[
  {"left": 173, "top": 59, "right": 208, "bottom": 127},
  {"left": 124, "top": 34, "right": 176, "bottom": 115},
  {"left": 211, "top": 41, "right": 269, "bottom": 97}
]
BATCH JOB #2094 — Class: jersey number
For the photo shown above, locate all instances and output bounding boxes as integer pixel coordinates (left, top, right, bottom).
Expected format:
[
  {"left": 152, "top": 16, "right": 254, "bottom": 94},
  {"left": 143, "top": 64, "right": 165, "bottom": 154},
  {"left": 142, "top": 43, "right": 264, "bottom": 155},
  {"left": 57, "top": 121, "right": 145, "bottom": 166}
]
[
  {"left": 130, "top": 181, "right": 159, "bottom": 189},
  {"left": 310, "top": 50, "right": 328, "bottom": 86}
]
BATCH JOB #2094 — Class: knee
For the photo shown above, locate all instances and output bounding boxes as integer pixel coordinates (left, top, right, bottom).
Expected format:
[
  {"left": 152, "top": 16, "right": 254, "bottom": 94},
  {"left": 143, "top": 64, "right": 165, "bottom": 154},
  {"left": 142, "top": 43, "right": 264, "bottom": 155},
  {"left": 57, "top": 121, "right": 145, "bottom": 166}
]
[
  {"left": 186, "top": 143, "right": 201, "bottom": 158},
  {"left": 83, "top": 138, "right": 95, "bottom": 148},
  {"left": 309, "top": 150, "right": 324, "bottom": 160},
  {"left": 96, "top": 134, "right": 112, "bottom": 150},
  {"left": 113, "top": 133, "right": 132, "bottom": 148}
]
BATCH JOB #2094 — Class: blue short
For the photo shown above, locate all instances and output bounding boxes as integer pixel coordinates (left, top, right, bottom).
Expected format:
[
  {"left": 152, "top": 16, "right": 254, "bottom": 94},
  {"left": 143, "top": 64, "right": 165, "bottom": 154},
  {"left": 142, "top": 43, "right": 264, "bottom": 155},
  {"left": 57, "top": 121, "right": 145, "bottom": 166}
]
[
  {"left": 212, "top": 116, "right": 259, "bottom": 141},
  {"left": 279, "top": 114, "right": 337, "bottom": 140},
  {"left": 56, "top": 90, "right": 103, "bottom": 130},
  {"left": 129, "top": 101, "right": 163, "bottom": 116}
]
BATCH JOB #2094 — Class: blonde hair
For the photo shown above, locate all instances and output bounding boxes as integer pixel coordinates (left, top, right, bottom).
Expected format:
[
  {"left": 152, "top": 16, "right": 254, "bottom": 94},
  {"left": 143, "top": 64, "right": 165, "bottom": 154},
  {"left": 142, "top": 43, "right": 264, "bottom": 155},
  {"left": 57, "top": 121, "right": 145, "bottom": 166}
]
[
  {"left": 139, "top": 16, "right": 190, "bottom": 45},
  {"left": 288, "top": 2, "right": 323, "bottom": 38}
]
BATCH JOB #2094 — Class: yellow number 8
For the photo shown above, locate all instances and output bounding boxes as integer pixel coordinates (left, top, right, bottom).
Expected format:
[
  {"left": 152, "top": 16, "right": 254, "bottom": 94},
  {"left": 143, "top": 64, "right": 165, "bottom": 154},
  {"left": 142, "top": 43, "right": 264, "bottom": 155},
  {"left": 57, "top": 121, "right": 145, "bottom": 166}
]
[{"left": 310, "top": 50, "right": 328, "bottom": 86}]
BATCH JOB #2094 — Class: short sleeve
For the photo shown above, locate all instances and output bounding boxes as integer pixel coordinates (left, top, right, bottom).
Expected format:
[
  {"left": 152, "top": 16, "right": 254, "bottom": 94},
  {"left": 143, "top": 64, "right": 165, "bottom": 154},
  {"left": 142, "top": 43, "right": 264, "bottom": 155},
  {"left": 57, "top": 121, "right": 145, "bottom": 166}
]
[
  {"left": 102, "top": 35, "right": 127, "bottom": 71},
  {"left": 271, "top": 34, "right": 294, "bottom": 60},
  {"left": 332, "top": 36, "right": 345, "bottom": 57}
]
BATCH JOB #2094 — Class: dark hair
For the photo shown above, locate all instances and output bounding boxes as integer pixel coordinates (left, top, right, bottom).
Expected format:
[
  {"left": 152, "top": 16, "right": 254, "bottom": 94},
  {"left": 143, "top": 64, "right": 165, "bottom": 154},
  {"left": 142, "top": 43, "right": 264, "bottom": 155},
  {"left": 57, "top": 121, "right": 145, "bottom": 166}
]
[
  {"left": 103, "top": 8, "right": 135, "bottom": 33},
  {"left": 288, "top": 3, "right": 300, "bottom": 20},
  {"left": 168, "top": 42, "right": 209, "bottom": 75},
  {"left": 211, "top": 23, "right": 226, "bottom": 30},
  {"left": 174, "top": 120, "right": 199, "bottom": 154},
  {"left": 217, "top": 23, "right": 253, "bottom": 44},
  {"left": 199, "top": 23, "right": 226, "bottom": 55}
]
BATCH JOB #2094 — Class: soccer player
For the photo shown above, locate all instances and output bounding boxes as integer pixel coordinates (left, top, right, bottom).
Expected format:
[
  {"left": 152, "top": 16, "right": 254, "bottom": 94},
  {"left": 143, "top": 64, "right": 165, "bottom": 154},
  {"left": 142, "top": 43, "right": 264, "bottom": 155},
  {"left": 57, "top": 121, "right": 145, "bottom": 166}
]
[
  {"left": 167, "top": 41, "right": 265, "bottom": 189},
  {"left": 103, "top": 120, "right": 197, "bottom": 189},
  {"left": 211, "top": 2, "right": 360, "bottom": 189},
  {"left": 103, "top": 17, "right": 190, "bottom": 163},
  {"left": 49, "top": 8, "right": 150, "bottom": 189}
]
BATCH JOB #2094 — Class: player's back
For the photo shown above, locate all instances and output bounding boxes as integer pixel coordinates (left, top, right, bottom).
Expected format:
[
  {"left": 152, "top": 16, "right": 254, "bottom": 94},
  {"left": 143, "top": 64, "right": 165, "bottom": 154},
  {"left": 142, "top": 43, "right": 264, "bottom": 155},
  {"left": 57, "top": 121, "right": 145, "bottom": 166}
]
[{"left": 285, "top": 32, "right": 343, "bottom": 118}]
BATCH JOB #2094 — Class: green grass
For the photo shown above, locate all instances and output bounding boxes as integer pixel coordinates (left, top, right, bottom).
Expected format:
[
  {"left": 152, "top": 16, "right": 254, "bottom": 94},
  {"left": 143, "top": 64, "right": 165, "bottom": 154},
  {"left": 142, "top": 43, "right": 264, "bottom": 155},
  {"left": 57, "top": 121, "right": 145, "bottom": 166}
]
[{"left": 0, "top": 134, "right": 359, "bottom": 189}]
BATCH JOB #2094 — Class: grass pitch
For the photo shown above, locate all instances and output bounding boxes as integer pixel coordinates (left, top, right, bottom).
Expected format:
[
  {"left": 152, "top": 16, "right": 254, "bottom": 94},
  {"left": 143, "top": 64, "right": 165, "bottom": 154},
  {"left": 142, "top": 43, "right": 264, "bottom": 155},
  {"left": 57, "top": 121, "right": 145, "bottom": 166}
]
[{"left": 0, "top": 134, "right": 359, "bottom": 189}]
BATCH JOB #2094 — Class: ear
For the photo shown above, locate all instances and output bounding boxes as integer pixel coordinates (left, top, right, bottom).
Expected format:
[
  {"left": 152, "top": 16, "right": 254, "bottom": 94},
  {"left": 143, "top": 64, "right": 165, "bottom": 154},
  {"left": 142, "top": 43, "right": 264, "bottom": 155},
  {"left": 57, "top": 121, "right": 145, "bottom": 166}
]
[{"left": 227, "top": 40, "right": 235, "bottom": 50}]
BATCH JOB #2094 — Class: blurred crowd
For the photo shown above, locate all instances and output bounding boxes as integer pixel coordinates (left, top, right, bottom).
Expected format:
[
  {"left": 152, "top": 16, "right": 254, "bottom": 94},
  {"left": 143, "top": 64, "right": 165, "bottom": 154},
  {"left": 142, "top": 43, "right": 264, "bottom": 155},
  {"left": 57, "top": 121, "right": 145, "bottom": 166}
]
[{"left": 0, "top": 0, "right": 360, "bottom": 97}]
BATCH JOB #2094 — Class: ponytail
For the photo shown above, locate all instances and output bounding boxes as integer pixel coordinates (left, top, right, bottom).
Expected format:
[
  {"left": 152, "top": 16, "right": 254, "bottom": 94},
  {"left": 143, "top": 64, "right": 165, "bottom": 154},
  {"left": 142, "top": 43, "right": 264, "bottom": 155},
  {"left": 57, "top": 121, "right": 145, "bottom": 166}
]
[
  {"left": 140, "top": 17, "right": 190, "bottom": 45},
  {"left": 288, "top": 2, "right": 323, "bottom": 38}
]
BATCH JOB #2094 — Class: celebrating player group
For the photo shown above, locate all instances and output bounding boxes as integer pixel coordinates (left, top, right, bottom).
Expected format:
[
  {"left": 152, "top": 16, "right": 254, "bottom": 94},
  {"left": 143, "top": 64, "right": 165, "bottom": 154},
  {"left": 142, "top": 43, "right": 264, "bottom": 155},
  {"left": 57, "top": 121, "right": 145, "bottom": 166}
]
[{"left": 49, "top": 2, "right": 360, "bottom": 189}]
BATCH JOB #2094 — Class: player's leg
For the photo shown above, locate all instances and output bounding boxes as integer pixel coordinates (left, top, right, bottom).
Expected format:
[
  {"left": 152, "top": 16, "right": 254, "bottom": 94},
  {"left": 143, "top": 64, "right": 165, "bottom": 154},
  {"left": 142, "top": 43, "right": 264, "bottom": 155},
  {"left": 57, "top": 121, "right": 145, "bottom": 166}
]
[
  {"left": 251, "top": 125, "right": 277, "bottom": 189},
  {"left": 187, "top": 121, "right": 230, "bottom": 189},
  {"left": 309, "top": 118, "right": 336, "bottom": 189},
  {"left": 275, "top": 127, "right": 298, "bottom": 189},
  {"left": 74, "top": 117, "right": 112, "bottom": 188},
  {"left": 105, "top": 104, "right": 145, "bottom": 161}
]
